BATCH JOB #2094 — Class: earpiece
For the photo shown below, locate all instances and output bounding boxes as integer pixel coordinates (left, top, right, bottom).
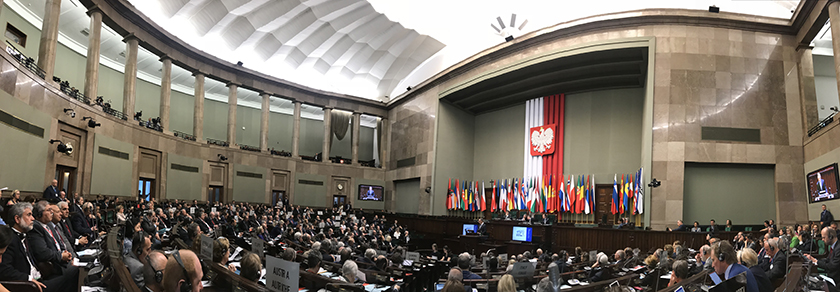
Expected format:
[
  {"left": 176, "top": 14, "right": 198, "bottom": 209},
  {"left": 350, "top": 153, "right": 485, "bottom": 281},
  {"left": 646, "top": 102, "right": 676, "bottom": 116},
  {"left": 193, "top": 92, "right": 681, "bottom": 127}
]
[{"left": 173, "top": 250, "right": 193, "bottom": 292}]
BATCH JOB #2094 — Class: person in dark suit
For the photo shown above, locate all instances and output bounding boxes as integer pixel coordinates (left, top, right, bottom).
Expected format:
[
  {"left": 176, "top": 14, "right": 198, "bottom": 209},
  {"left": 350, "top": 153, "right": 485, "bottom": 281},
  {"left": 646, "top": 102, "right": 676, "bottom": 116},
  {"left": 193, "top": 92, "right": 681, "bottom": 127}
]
[
  {"left": 736, "top": 247, "right": 773, "bottom": 292},
  {"left": 822, "top": 204, "right": 835, "bottom": 229},
  {"left": 707, "top": 219, "right": 719, "bottom": 235},
  {"left": 28, "top": 201, "right": 72, "bottom": 275},
  {"left": 42, "top": 180, "right": 59, "bottom": 203},
  {"left": 667, "top": 220, "right": 688, "bottom": 232},
  {"left": 805, "top": 227, "right": 840, "bottom": 286},
  {"left": 125, "top": 231, "right": 150, "bottom": 290},
  {"left": 476, "top": 218, "right": 487, "bottom": 235},
  {"left": 711, "top": 240, "right": 759, "bottom": 292},
  {"left": 764, "top": 238, "right": 786, "bottom": 281}
]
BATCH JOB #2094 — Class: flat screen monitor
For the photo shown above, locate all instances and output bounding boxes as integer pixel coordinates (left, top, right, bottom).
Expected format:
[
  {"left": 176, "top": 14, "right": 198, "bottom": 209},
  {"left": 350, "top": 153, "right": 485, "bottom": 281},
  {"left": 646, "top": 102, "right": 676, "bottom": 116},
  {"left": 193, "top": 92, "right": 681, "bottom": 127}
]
[
  {"left": 462, "top": 224, "right": 477, "bottom": 235},
  {"left": 358, "top": 184, "right": 384, "bottom": 201},
  {"left": 512, "top": 226, "right": 533, "bottom": 242},
  {"left": 807, "top": 163, "right": 840, "bottom": 203}
]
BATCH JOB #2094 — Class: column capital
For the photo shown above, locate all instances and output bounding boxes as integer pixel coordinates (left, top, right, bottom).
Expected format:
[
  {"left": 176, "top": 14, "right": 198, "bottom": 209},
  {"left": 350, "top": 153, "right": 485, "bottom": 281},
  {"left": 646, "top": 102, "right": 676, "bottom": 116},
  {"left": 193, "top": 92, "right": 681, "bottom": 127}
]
[
  {"left": 86, "top": 5, "right": 103, "bottom": 17},
  {"left": 159, "top": 55, "right": 173, "bottom": 62},
  {"left": 259, "top": 91, "right": 274, "bottom": 97},
  {"left": 192, "top": 70, "right": 206, "bottom": 77},
  {"left": 226, "top": 82, "right": 240, "bottom": 88},
  {"left": 122, "top": 33, "right": 140, "bottom": 43},
  {"left": 323, "top": 106, "right": 334, "bottom": 110},
  {"left": 352, "top": 111, "right": 362, "bottom": 116}
]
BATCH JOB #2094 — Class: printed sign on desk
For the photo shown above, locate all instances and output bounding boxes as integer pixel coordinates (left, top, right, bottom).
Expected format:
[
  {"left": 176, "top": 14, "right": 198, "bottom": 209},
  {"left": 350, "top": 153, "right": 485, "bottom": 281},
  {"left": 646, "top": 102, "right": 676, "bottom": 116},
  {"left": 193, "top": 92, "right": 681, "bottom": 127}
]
[
  {"left": 406, "top": 252, "right": 420, "bottom": 262},
  {"left": 511, "top": 262, "right": 535, "bottom": 278},
  {"left": 252, "top": 237, "right": 265, "bottom": 259},
  {"left": 200, "top": 235, "right": 213, "bottom": 260},
  {"left": 190, "top": 207, "right": 195, "bottom": 214},
  {"left": 266, "top": 255, "right": 298, "bottom": 292}
]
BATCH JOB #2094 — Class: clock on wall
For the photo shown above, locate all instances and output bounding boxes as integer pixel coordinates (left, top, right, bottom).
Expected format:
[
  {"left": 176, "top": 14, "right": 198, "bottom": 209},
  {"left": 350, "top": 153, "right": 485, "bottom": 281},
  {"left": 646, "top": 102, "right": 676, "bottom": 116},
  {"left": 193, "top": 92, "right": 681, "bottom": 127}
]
[{"left": 337, "top": 183, "right": 344, "bottom": 191}]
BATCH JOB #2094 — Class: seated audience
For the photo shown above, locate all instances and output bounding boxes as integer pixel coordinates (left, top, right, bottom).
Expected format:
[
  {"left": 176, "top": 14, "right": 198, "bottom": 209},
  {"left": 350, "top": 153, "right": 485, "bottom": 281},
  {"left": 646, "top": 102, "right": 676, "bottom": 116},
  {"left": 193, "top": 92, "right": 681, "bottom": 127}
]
[
  {"left": 737, "top": 248, "right": 774, "bottom": 292},
  {"left": 497, "top": 274, "right": 515, "bottom": 292},
  {"left": 458, "top": 252, "right": 481, "bottom": 279},
  {"left": 341, "top": 260, "right": 363, "bottom": 283},
  {"left": 667, "top": 260, "right": 688, "bottom": 287},
  {"left": 441, "top": 268, "right": 465, "bottom": 292},
  {"left": 162, "top": 249, "right": 203, "bottom": 292},
  {"left": 240, "top": 252, "right": 262, "bottom": 283},
  {"left": 143, "top": 250, "right": 167, "bottom": 292},
  {"left": 588, "top": 252, "right": 611, "bottom": 282},
  {"left": 711, "top": 240, "right": 759, "bottom": 292},
  {"left": 125, "top": 231, "right": 151, "bottom": 290}
]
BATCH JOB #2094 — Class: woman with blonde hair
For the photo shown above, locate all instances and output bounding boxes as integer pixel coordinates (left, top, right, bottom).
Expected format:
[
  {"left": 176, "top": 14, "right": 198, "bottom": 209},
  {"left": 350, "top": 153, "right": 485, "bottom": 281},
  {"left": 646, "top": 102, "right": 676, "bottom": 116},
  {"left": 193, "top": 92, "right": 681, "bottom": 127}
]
[
  {"left": 737, "top": 248, "right": 774, "bottom": 292},
  {"left": 497, "top": 274, "right": 516, "bottom": 292}
]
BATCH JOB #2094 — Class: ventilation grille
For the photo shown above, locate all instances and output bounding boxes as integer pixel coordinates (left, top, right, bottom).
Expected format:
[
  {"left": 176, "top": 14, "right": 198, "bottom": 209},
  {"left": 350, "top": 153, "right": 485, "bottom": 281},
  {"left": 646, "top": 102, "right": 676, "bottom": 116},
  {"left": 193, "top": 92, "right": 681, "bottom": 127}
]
[
  {"left": 236, "top": 171, "right": 263, "bottom": 179},
  {"left": 299, "top": 179, "right": 324, "bottom": 186},
  {"left": 98, "top": 147, "right": 129, "bottom": 160},
  {"left": 171, "top": 163, "right": 199, "bottom": 173},
  {"left": 0, "top": 109, "right": 44, "bottom": 138},
  {"left": 396, "top": 157, "right": 416, "bottom": 168},
  {"left": 701, "top": 127, "right": 761, "bottom": 143}
]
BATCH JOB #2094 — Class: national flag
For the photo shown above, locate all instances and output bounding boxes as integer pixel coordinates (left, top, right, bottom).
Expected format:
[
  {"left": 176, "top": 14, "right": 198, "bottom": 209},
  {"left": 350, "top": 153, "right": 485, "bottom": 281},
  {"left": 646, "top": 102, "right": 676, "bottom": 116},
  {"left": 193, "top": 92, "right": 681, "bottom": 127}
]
[
  {"left": 590, "top": 174, "right": 595, "bottom": 214},
  {"left": 612, "top": 175, "right": 618, "bottom": 214},
  {"left": 560, "top": 176, "right": 568, "bottom": 212},
  {"left": 578, "top": 175, "right": 585, "bottom": 214},
  {"left": 584, "top": 175, "right": 591, "bottom": 214},
  {"left": 636, "top": 168, "right": 644, "bottom": 214},
  {"left": 481, "top": 181, "right": 487, "bottom": 211}
]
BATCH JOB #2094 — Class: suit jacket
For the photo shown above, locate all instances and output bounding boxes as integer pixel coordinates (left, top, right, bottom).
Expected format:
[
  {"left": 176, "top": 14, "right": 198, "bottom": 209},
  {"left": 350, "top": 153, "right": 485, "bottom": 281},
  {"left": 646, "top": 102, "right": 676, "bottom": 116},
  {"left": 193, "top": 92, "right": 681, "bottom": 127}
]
[
  {"left": 766, "top": 251, "right": 787, "bottom": 280},
  {"left": 672, "top": 224, "right": 688, "bottom": 232},
  {"left": 70, "top": 211, "right": 93, "bottom": 236},
  {"left": 28, "top": 221, "right": 64, "bottom": 265},
  {"left": 125, "top": 251, "right": 145, "bottom": 289},
  {"left": 749, "top": 266, "right": 775, "bottom": 292},
  {"left": 53, "top": 222, "right": 77, "bottom": 258},
  {"left": 43, "top": 186, "right": 59, "bottom": 202},
  {"left": 823, "top": 210, "right": 835, "bottom": 229},
  {"left": 477, "top": 223, "right": 487, "bottom": 235},
  {"left": 0, "top": 228, "right": 35, "bottom": 281},
  {"left": 817, "top": 241, "right": 840, "bottom": 287},
  {"left": 726, "top": 263, "right": 759, "bottom": 292},
  {"left": 198, "top": 219, "right": 212, "bottom": 234}
]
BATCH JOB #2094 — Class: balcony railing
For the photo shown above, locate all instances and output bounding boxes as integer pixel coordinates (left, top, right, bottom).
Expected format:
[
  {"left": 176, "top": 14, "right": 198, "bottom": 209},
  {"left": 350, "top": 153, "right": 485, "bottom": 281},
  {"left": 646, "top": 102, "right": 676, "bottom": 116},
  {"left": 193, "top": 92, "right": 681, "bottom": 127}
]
[
  {"left": 137, "top": 119, "right": 163, "bottom": 132},
  {"left": 270, "top": 149, "right": 292, "bottom": 157},
  {"left": 330, "top": 156, "right": 352, "bottom": 164},
  {"left": 102, "top": 105, "right": 128, "bottom": 120},
  {"left": 174, "top": 130, "right": 197, "bottom": 141},
  {"left": 207, "top": 138, "right": 229, "bottom": 147},
  {"left": 239, "top": 144, "right": 261, "bottom": 152},
  {"left": 6, "top": 41, "right": 45, "bottom": 79}
]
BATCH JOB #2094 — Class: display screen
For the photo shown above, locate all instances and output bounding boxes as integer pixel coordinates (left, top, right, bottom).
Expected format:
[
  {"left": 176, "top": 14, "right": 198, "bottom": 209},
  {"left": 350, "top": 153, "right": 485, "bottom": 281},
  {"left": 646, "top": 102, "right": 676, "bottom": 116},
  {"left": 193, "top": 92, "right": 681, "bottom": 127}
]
[
  {"left": 808, "top": 163, "right": 840, "bottom": 203},
  {"left": 462, "top": 224, "right": 477, "bottom": 235},
  {"left": 358, "top": 184, "right": 384, "bottom": 201},
  {"left": 512, "top": 226, "right": 533, "bottom": 242}
]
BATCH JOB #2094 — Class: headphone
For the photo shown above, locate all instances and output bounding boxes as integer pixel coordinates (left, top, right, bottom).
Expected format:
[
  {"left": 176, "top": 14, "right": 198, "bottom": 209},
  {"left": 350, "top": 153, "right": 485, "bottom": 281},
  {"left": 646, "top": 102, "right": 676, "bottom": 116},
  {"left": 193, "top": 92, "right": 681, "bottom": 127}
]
[
  {"left": 146, "top": 254, "right": 163, "bottom": 284},
  {"left": 132, "top": 231, "right": 148, "bottom": 257},
  {"left": 33, "top": 205, "right": 44, "bottom": 220},
  {"left": 173, "top": 250, "right": 193, "bottom": 292}
]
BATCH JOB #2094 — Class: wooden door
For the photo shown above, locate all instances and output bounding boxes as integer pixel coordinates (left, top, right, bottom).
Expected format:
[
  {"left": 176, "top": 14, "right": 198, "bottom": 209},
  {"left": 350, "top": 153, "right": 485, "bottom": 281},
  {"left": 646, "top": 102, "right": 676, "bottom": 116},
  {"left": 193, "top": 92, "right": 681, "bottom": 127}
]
[{"left": 595, "top": 185, "right": 615, "bottom": 225}]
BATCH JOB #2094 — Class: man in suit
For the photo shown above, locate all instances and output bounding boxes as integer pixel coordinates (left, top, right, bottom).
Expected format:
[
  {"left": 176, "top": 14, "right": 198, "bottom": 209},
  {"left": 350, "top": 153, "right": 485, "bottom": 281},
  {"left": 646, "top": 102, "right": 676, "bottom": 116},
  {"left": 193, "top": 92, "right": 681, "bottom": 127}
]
[
  {"left": 667, "top": 220, "right": 688, "bottom": 232},
  {"left": 823, "top": 204, "right": 835, "bottom": 229},
  {"left": 0, "top": 202, "right": 78, "bottom": 292},
  {"left": 805, "top": 227, "right": 840, "bottom": 286},
  {"left": 29, "top": 201, "right": 73, "bottom": 274},
  {"left": 42, "top": 180, "right": 59, "bottom": 203},
  {"left": 476, "top": 218, "right": 487, "bottom": 236},
  {"left": 125, "top": 231, "right": 150, "bottom": 290},
  {"left": 711, "top": 240, "right": 759, "bottom": 292},
  {"left": 56, "top": 202, "right": 87, "bottom": 252},
  {"left": 707, "top": 219, "right": 719, "bottom": 235},
  {"left": 764, "top": 237, "right": 787, "bottom": 281},
  {"left": 49, "top": 204, "right": 77, "bottom": 258},
  {"left": 196, "top": 210, "right": 212, "bottom": 234}
]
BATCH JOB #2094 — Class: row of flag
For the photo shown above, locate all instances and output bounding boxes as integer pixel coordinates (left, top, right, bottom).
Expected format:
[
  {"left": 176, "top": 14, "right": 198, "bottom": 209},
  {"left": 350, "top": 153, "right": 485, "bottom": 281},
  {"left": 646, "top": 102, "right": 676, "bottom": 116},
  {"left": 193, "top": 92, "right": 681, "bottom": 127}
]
[
  {"left": 446, "top": 167, "right": 645, "bottom": 215},
  {"left": 612, "top": 168, "right": 645, "bottom": 215}
]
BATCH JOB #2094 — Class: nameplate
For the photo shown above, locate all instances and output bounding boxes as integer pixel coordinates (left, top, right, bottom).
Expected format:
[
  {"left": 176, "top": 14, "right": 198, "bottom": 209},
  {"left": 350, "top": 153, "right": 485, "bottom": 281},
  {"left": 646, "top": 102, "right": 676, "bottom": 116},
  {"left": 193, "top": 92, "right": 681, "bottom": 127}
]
[
  {"left": 266, "top": 255, "right": 298, "bottom": 292},
  {"left": 190, "top": 207, "right": 195, "bottom": 214},
  {"left": 499, "top": 253, "right": 508, "bottom": 263},
  {"left": 317, "top": 211, "right": 323, "bottom": 215},
  {"left": 334, "top": 222, "right": 340, "bottom": 227},
  {"left": 211, "top": 207, "right": 216, "bottom": 213},
  {"left": 406, "top": 252, "right": 420, "bottom": 262},
  {"left": 511, "top": 262, "right": 535, "bottom": 278},
  {"left": 250, "top": 210, "right": 255, "bottom": 216},
  {"left": 200, "top": 234, "right": 213, "bottom": 260},
  {"left": 252, "top": 236, "right": 265, "bottom": 259}
]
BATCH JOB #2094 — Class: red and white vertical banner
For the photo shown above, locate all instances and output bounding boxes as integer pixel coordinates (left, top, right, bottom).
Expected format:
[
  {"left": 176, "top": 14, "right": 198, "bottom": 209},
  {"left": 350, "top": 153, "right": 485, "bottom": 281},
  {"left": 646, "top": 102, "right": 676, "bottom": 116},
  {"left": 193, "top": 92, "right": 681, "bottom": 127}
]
[{"left": 524, "top": 94, "right": 565, "bottom": 186}]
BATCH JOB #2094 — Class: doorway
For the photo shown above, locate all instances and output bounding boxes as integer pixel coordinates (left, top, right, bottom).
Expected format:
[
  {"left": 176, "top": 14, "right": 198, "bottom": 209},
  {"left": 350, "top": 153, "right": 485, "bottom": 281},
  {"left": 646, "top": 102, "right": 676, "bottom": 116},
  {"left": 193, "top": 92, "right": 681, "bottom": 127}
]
[
  {"left": 55, "top": 165, "right": 76, "bottom": 195},
  {"left": 208, "top": 186, "right": 223, "bottom": 204},
  {"left": 272, "top": 190, "right": 285, "bottom": 207},
  {"left": 138, "top": 178, "right": 155, "bottom": 201},
  {"left": 333, "top": 195, "right": 347, "bottom": 208},
  {"left": 594, "top": 185, "right": 614, "bottom": 225}
]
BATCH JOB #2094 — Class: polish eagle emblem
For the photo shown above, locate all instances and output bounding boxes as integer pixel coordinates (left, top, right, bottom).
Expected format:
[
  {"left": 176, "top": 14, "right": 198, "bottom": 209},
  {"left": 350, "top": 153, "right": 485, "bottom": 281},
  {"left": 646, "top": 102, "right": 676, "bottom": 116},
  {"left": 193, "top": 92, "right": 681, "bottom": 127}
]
[{"left": 530, "top": 125, "right": 555, "bottom": 156}]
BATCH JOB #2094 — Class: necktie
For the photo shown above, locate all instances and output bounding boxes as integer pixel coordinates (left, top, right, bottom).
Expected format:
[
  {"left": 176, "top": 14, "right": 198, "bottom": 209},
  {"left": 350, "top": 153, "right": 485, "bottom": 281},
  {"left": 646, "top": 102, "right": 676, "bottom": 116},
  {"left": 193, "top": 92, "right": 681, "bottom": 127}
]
[
  {"left": 53, "top": 225, "right": 66, "bottom": 250},
  {"left": 43, "top": 224, "right": 61, "bottom": 251}
]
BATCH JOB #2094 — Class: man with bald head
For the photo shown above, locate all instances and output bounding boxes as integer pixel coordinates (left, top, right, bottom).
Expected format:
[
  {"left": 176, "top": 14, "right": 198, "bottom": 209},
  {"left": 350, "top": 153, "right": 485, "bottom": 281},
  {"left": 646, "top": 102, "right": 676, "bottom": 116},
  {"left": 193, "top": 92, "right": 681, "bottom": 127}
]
[
  {"left": 806, "top": 227, "right": 840, "bottom": 286},
  {"left": 143, "top": 250, "right": 167, "bottom": 292},
  {"left": 163, "top": 249, "right": 203, "bottom": 292}
]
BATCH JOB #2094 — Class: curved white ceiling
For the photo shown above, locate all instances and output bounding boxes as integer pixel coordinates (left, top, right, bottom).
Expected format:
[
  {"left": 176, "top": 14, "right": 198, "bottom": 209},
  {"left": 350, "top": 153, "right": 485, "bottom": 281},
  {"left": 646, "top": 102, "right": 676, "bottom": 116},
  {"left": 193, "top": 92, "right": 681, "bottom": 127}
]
[{"left": 128, "top": 0, "right": 445, "bottom": 101}]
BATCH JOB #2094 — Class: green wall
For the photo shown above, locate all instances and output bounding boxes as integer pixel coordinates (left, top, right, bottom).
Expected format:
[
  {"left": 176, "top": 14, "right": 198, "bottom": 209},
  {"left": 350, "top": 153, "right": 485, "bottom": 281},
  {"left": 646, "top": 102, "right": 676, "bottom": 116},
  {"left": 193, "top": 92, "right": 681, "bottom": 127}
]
[
  {"left": 236, "top": 105, "right": 261, "bottom": 147},
  {"left": 354, "top": 178, "right": 386, "bottom": 210},
  {"left": 268, "top": 111, "right": 293, "bottom": 152},
  {"left": 294, "top": 172, "right": 327, "bottom": 207},
  {"left": 805, "top": 144, "right": 840, "bottom": 220},
  {"left": 90, "top": 134, "right": 134, "bottom": 196},
  {"left": 683, "top": 163, "right": 775, "bottom": 225},
  {"left": 394, "top": 178, "right": 421, "bottom": 214},
  {"left": 360, "top": 127, "right": 374, "bottom": 161},
  {"left": 431, "top": 101, "right": 475, "bottom": 215},
  {"left": 299, "top": 118, "right": 324, "bottom": 156},
  {"left": 98, "top": 64, "right": 125, "bottom": 111},
  {"left": 0, "top": 3, "right": 41, "bottom": 60},
  {"left": 232, "top": 164, "right": 266, "bottom": 203},
  {"left": 0, "top": 87, "right": 50, "bottom": 192},
  {"left": 563, "top": 88, "right": 644, "bottom": 183},
  {"left": 135, "top": 79, "right": 162, "bottom": 119},
  {"left": 473, "top": 104, "right": 525, "bottom": 182},
  {"left": 170, "top": 90, "right": 194, "bottom": 134},
  {"left": 54, "top": 44, "right": 86, "bottom": 91},
  {"left": 203, "top": 99, "right": 227, "bottom": 141},
  {"left": 166, "top": 154, "right": 204, "bottom": 201}
]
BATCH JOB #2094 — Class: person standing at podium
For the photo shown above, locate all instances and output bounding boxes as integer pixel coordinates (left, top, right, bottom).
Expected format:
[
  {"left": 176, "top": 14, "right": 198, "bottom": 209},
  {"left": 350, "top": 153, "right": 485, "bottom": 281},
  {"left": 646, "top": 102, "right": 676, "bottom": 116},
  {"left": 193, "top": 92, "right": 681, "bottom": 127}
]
[{"left": 476, "top": 219, "right": 487, "bottom": 236}]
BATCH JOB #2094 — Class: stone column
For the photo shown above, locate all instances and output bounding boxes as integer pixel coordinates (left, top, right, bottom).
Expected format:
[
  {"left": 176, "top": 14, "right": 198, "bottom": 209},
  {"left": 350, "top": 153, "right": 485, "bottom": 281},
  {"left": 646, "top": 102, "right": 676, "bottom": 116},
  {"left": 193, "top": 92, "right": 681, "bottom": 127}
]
[
  {"left": 123, "top": 35, "right": 139, "bottom": 117},
  {"left": 351, "top": 112, "right": 361, "bottom": 165},
  {"left": 37, "top": 0, "right": 61, "bottom": 79},
  {"left": 193, "top": 72, "right": 205, "bottom": 141},
  {"left": 159, "top": 57, "right": 172, "bottom": 131},
  {"left": 322, "top": 107, "right": 332, "bottom": 163},
  {"left": 379, "top": 118, "right": 388, "bottom": 168},
  {"left": 226, "top": 83, "right": 238, "bottom": 145},
  {"left": 292, "top": 101, "right": 301, "bottom": 158},
  {"left": 83, "top": 9, "right": 103, "bottom": 99},
  {"left": 797, "top": 47, "right": 819, "bottom": 131},
  {"left": 259, "top": 92, "right": 270, "bottom": 151},
  {"left": 829, "top": 1, "right": 840, "bottom": 106}
]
